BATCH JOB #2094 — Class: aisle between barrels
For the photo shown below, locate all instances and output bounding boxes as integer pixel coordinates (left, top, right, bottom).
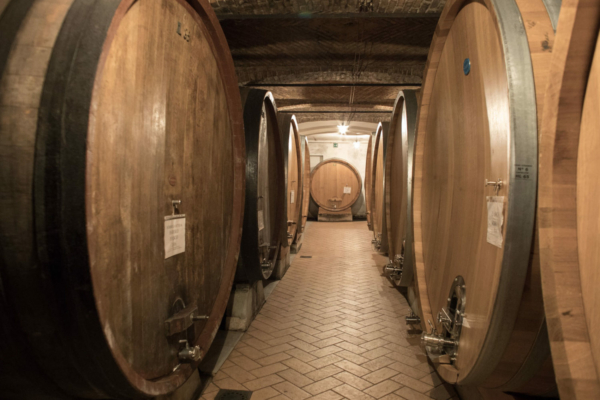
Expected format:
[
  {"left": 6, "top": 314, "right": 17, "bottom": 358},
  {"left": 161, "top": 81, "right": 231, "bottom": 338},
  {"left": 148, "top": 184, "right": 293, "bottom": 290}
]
[{"left": 202, "top": 222, "right": 457, "bottom": 400}]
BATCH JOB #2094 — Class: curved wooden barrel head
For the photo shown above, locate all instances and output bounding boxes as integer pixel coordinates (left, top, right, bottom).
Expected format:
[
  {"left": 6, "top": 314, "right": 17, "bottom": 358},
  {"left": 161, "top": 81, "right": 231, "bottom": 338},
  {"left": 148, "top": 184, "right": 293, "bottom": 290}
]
[
  {"left": 539, "top": 1, "right": 600, "bottom": 397},
  {"left": 237, "top": 89, "right": 284, "bottom": 282},
  {"left": 365, "top": 134, "right": 374, "bottom": 231},
  {"left": 279, "top": 114, "right": 302, "bottom": 246},
  {"left": 385, "top": 90, "right": 418, "bottom": 287},
  {"left": 413, "top": 0, "right": 555, "bottom": 394},
  {"left": 301, "top": 137, "right": 310, "bottom": 231},
  {"left": 371, "top": 122, "right": 388, "bottom": 252},
  {"left": 0, "top": 0, "right": 244, "bottom": 397},
  {"left": 310, "top": 158, "right": 362, "bottom": 212}
]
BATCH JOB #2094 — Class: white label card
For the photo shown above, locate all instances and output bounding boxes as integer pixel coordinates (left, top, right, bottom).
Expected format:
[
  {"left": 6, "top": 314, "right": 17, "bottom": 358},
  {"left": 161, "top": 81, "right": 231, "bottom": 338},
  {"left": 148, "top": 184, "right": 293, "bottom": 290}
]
[
  {"left": 257, "top": 210, "right": 265, "bottom": 231},
  {"left": 290, "top": 190, "right": 295, "bottom": 204},
  {"left": 343, "top": 186, "right": 351, "bottom": 194},
  {"left": 486, "top": 196, "right": 504, "bottom": 248},
  {"left": 165, "top": 215, "right": 186, "bottom": 259}
]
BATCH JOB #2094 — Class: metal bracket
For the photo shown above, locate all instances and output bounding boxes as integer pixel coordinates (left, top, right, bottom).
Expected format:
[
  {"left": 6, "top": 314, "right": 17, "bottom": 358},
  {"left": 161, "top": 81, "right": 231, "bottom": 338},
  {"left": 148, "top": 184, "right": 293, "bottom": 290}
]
[
  {"left": 384, "top": 240, "right": 404, "bottom": 278},
  {"left": 178, "top": 339, "right": 202, "bottom": 363},
  {"left": 421, "top": 276, "right": 466, "bottom": 365},
  {"left": 485, "top": 179, "right": 503, "bottom": 195},
  {"left": 405, "top": 311, "right": 421, "bottom": 325},
  {"left": 165, "top": 303, "right": 208, "bottom": 336},
  {"left": 261, "top": 260, "right": 272, "bottom": 271},
  {"left": 371, "top": 234, "right": 382, "bottom": 251},
  {"left": 172, "top": 200, "right": 181, "bottom": 215}
]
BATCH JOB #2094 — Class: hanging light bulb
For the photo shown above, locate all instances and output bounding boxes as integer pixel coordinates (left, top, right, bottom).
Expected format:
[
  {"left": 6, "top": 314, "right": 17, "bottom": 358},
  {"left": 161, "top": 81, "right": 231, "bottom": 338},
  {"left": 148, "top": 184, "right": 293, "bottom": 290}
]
[
  {"left": 353, "top": 140, "right": 360, "bottom": 149},
  {"left": 337, "top": 125, "right": 349, "bottom": 135}
]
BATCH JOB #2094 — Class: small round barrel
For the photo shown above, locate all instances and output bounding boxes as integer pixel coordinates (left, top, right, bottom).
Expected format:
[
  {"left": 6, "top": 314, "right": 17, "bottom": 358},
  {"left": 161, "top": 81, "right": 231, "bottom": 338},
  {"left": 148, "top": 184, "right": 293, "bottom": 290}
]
[
  {"left": 279, "top": 114, "right": 303, "bottom": 246},
  {"left": 539, "top": 1, "right": 600, "bottom": 398},
  {"left": 412, "top": 0, "right": 557, "bottom": 395},
  {"left": 300, "top": 137, "right": 311, "bottom": 233},
  {"left": 365, "top": 134, "right": 374, "bottom": 231},
  {"left": 0, "top": 0, "right": 244, "bottom": 398},
  {"left": 371, "top": 122, "right": 389, "bottom": 252},
  {"left": 384, "top": 91, "right": 418, "bottom": 287},
  {"left": 310, "top": 158, "right": 362, "bottom": 212},
  {"left": 237, "top": 89, "right": 284, "bottom": 282}
]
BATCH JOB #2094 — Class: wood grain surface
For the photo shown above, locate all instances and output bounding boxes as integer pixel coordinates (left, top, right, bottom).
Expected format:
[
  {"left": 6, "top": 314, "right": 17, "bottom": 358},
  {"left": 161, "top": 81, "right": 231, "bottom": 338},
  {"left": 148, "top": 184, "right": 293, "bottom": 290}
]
[
  {"left": 0, "top": 0, "right": 244, "bottom": 397},
  {"left": 301, "top": 137, "right": 310, "bottom": 232},
  {"left": 279, "top": 114, "right": 302, "bottom": 246},
  {"left": 412, "top": 0, "right": 555, "bottom": 394},
  {"left": 538, "top": 0, "right": 600, "bottom": 398},
  {"left": 371, "top": 122, "right": 388, "bottom": 253},
  {"left": 237, "top": 89, "right": 284, "bottom": 282},
  {"left": 310, "top": 158, "right": 362, "bottom": 212},
  {"left": 384, "top": 90, "right": 418, "bottom": 288},
  {"left": 365, "top": 134, "right": 373, "bottom": 230}
]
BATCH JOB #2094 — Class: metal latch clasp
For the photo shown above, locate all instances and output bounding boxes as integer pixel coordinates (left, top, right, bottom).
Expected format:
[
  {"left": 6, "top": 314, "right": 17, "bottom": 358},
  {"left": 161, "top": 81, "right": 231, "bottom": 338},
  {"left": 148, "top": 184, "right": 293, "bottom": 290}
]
[{"left": 485, "top": 179, "right": 503, "bottom": 195}]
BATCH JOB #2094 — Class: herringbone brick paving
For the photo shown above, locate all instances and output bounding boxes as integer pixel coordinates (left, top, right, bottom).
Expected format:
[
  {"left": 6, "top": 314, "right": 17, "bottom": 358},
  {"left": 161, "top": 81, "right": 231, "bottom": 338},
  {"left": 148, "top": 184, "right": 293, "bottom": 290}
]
[{"left": 202, "top": 222, "right": 457, "bottom": 400}]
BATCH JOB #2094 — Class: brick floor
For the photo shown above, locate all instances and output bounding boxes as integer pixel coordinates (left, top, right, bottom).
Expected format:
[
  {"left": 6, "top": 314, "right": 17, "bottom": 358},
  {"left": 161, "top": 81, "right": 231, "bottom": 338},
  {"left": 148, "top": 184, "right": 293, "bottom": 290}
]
[{"left": 202, "top": 222, "right": 458, "bottom": 400}]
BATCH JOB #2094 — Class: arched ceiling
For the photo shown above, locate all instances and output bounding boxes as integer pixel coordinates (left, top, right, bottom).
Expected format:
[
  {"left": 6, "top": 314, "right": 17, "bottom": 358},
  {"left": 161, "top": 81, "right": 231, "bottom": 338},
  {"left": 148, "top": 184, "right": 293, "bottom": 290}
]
[
  {"left": 212, "top": 1, "right": 442, "bottom": 123},
  {"left": 299, "top": 120, "right": 378, "bottom": 136}
]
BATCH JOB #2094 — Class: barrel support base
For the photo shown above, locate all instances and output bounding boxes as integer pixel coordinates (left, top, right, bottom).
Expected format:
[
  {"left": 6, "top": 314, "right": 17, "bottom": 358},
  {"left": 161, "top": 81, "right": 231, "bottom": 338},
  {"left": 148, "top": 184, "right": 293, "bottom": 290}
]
[
  {"left": 273, "top": 245, "right": 291, "bottom": 280},
  {"left": 291, "top": 233, "right": 303, "bottom": 254},
  {"left": 224, "top": 281, "right": 265, "bottom": 331},
  {"left": 318, "top": 207, "right": 353, "bottom": 222}
]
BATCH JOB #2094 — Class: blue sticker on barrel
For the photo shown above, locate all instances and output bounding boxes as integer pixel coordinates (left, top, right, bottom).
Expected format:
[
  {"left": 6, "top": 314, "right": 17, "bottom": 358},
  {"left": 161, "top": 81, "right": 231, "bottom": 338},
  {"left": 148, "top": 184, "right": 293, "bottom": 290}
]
[{"left": 463, "top": 58, "right": 471, "bottom": 75}]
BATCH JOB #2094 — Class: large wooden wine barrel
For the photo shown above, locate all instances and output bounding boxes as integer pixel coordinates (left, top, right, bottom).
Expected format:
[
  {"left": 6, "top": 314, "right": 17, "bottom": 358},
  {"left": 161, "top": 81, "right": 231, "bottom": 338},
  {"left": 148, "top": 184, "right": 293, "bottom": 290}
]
[
  {"left": 412, "top": 0, "right": 558, "bottom": 395},
  {"left": 383, "top": 91, "right": 418, "bottom": 287},
  {"left": 310, "top": 158, "right": 362, "bottom": 212},
  {"left": 539, "top": 1, "right": 600, "bottom": 398},
  {"left": 300, "top": 137, "right": 311, "bottom": 233},
  {"left": 0, "top": 0, "right": 244, "bottom": 398},
  {"left": 237, "top": 89, "right": 284, "bottom": 282},
  {"left": 279, "top": 115, "right": 302, "bottom": 246},
  {"left": 365, "top": 134, "right": 374, "bottom": 231},
  {"left": 371, "top": 122, "right": 389, "bottom": 253}
]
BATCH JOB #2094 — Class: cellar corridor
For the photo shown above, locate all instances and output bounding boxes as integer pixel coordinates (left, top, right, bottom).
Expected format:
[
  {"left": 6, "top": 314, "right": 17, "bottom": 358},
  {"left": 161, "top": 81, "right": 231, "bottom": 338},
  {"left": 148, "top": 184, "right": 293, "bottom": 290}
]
[{"left": 202, "top": 222, "right": 456, "bottom": 400}]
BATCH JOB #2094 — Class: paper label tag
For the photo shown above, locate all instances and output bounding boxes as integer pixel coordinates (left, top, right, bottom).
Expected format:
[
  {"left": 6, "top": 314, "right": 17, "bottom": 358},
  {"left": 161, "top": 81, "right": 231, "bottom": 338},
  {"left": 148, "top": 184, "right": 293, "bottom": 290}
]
[
  {"left": 257, "top": 210, "right": 265, "bottom": 231},
  {"left": 290, "top": 190, "right": 295, "bottom": 204},
  {"left": 165, "top": 215, "right": 186, "bottom": 259},
  {"left": 343, "top": 186, "right": 351, "bottom": 194},
  {"left": 487, "top": 196, "right": 504, "bottom": 248}
]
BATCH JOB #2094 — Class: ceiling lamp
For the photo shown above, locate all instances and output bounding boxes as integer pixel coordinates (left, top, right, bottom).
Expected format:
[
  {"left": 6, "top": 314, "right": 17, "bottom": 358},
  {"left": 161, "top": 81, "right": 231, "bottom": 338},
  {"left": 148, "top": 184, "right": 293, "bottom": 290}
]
[
  {"left": 353, "top": 140, "right": 360, "bottom": 149},
  {"left": 337, "top": 124, "right": 349, "bottom": 135}
]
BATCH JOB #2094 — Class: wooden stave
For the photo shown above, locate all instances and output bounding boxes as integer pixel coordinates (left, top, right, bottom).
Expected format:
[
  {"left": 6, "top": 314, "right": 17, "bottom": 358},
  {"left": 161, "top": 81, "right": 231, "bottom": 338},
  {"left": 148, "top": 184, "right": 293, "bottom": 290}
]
[
  {"left": 278, "top": 114, "right": 302, "bottom": 247},
  {"left": 309, "top": 158, "right": 362, "bottom": 212},
  {"left": 0, "top": 3, "right": 74, "bottom": 398},
  {"left": 538, "top": 0, "right": 600, "bottom": 398},
  {"left": 300, "top": 137, "right": 310, "bottom": 232},
  {"left": 0, "top": 0, "right": 245, "bottom": 398},
  {"left": 411, "top": 0, "right": 556, "bottom": 393},
  {"left": 371, "top": 122, "right": 389, "bottom": 253},
  {"left": 237, "top": 89, "right": 284, "bottom": 282},
  {"left": 365, "top": 134, "right": 374, "bottom": 231},
  {"left": 384, "top": 90, "right": 418, "bottom": 287}
]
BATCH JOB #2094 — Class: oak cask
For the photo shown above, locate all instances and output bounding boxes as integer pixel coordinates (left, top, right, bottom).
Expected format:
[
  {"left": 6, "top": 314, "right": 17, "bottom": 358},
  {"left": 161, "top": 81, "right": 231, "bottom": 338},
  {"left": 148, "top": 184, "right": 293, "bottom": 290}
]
[
  {"left": 0, "top": 0, "right": 244, "bottom": 398},
  {"left": 384, "top": 90, "right": 418, "bottom": 287},
  {"left": 279, "top": 114, "right": 302, "bottom": 246},
  {"left": 539, "top": 0, "right": 600, "bottom": 398},
  {"left": 237, "top": 89, "right": 284, "bottom": 282},
  {"left": 412, "top": 0, "right": 558, "bottom": 394}
]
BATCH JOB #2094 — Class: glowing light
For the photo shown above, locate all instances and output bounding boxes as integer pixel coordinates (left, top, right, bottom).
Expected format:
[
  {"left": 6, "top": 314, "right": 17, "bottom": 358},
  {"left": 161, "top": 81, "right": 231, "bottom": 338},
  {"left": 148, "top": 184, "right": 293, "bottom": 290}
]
[
  {"left": 353, "top": 140, "right": 360, "bottom": 149},
  {"left": 337, "top": 125, "right": 349, "bottom": 135}
]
